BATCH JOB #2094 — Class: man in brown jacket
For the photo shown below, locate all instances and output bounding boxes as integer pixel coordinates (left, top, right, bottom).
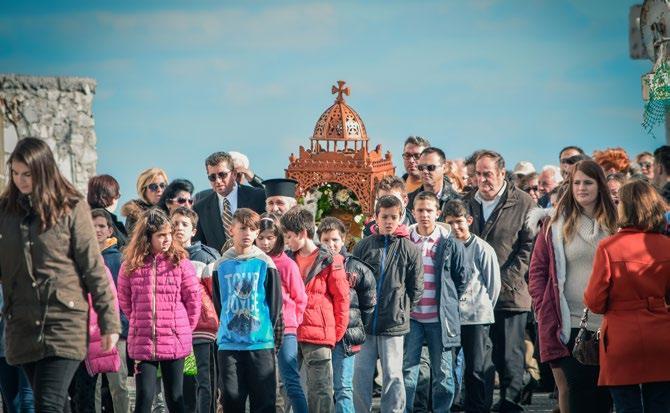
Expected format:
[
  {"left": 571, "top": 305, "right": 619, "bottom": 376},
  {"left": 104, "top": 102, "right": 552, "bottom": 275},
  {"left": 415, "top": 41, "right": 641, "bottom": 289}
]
[{"left": 463, "top": 150, "right": 535, "bottom": 413}]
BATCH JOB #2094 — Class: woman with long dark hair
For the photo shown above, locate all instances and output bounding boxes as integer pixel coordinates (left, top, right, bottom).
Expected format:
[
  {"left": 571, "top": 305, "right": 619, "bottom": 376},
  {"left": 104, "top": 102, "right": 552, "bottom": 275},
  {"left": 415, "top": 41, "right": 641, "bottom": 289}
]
[
  {"left": 585, "top": 180, "right": 670, "bottom": 412},
  {"left": 528, "top": 160, "right": 617, "bottom": 413},
  {"left": 0, "top": 137, "right": 120, "bottom": 412}
]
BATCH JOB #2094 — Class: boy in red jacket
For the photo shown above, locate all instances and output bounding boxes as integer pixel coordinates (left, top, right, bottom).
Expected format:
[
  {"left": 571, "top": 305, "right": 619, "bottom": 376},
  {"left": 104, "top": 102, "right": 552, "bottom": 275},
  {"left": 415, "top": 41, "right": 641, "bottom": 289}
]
[{"left": 280, "top": 206, "right": 350, "bottom": 413}]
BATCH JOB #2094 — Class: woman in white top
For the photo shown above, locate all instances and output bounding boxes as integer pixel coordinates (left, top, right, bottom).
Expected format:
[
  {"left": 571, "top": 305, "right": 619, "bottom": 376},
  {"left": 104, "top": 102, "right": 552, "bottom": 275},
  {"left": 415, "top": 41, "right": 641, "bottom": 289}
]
[{"left": 529, "top": 160, "right": 617, "bottom": 413}]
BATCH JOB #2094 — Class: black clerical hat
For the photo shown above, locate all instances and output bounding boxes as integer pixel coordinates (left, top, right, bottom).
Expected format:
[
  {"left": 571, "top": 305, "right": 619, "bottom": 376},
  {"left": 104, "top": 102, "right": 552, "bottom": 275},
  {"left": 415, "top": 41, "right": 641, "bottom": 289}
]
[{"left": 263, "top": 178, "right": 298, "bottom": 198}]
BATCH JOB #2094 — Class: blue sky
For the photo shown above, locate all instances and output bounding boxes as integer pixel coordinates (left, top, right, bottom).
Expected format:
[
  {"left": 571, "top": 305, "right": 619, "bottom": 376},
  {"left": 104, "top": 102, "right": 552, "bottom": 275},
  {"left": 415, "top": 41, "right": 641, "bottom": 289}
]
[{"left": 0, "top": 0, "right": 660, "bottom": 206}]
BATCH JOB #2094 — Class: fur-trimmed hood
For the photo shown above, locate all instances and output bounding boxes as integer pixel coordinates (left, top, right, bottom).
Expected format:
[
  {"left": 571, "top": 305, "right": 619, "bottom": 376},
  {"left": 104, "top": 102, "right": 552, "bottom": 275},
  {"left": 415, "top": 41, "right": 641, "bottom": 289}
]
[
  {"left": 121, "top": 199, "right": 152, "bottom": 220},
  {"left": 526, "top": 207, "right": 554, "bottom": 237}
]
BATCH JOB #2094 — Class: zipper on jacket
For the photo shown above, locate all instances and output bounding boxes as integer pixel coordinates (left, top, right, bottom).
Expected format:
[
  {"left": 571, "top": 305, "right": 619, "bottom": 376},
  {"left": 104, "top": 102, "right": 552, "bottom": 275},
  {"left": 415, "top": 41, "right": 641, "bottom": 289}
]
[
  {"left": 152, "top": 257, "right": 157, "bottom": 360},
  {"left": 371, "top": 236, "right": 389, "bottom": 334}
]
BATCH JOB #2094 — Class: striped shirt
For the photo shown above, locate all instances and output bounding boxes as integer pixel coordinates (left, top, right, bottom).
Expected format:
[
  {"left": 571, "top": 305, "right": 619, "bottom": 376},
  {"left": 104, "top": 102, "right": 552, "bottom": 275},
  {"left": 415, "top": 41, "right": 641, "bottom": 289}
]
[{"left": 410, "top": 225, "right": 447, "bottom": 323}]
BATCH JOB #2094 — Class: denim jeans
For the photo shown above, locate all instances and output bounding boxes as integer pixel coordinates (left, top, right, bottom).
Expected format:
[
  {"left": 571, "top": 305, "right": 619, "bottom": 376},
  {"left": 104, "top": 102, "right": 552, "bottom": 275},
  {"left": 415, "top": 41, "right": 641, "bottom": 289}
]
[
  {"left": 277, "top": 334, "right": 308, "bottom": 413},
  {"left": 0, "top": 356, "right": 34, "bottom": 413},
  {"left": 331, "top": 341, "right": 355, "bottom": 413},
  {"left": 403, "top": 320, "right": 455, "bottom": 413},
  {"left": 353, "top": 334, "right": 405, "bottom": 413},
  {"left": 609, "top": 382, "right": 670, "bottom": 413}
]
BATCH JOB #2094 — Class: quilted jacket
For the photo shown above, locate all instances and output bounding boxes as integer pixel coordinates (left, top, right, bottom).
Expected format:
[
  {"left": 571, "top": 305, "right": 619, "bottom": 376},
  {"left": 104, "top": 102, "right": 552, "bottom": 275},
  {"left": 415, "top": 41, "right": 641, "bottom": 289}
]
[
  {"left": 86, "top": 266, "right": 121, "bottom": 375},
  {"left": 118, "top": 255, "right": 201, "bottom": 361}
]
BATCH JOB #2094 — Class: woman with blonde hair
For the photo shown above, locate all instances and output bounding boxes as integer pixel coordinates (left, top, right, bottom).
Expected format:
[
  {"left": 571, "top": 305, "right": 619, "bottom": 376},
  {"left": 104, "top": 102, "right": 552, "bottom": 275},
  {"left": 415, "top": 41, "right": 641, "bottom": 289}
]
[
  {"left": 528, "top": 160, "right": 617, "bottom": 413},
  {"left": 585, "top": 180, "right": 670, "bottom": 413},
  {"left": 121, "top": 167, "right": 169, "bottom": 234}
]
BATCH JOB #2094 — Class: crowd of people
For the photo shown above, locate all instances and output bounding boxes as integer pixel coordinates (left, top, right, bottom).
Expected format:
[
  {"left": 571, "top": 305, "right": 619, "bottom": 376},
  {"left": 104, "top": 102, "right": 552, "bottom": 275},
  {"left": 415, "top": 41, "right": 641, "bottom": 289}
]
[{"left": 0, "top": 136, "right": 669, "bottom": 413}]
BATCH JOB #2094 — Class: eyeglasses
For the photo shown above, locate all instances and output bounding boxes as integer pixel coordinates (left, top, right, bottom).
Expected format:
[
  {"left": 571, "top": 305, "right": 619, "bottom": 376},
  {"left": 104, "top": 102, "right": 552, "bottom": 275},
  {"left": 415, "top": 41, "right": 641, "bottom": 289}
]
[
  {"left": 417, "top": 164, "right": 441, "bottom": 172},
  {"left": 402, "top": 153, "right": 421, "bottom": 161},
  {"left": 170, "top": 197, "right": 194, "bottom": 206},
  {"left": 524, "top": 185, "right": 539, "bottom": 193},
  {"left": 639, "top": 161, "right": 653, "bottom": 169},
  {"left": 207, "top": 171, "right": 230, "bottom": 182},
  {"left": 144, "top": 182, "right": 166, "bottom": 192}
]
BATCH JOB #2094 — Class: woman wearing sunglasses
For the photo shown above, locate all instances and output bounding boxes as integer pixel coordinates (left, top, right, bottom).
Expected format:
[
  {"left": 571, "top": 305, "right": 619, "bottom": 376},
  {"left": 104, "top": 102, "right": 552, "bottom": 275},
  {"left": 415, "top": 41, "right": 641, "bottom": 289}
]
[
  {"left": 158, "top": 179, "right": 195, "bottom": 215},
  {"left": 121, "top": 167, "right": 169, "bottom": 234}
]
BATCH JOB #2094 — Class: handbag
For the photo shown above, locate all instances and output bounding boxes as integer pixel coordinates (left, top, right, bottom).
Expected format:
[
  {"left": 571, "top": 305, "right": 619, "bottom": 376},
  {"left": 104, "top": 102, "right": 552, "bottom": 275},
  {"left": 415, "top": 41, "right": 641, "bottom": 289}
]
[{"left": 572, "top": 308, "right": 600, "bottom": 366}]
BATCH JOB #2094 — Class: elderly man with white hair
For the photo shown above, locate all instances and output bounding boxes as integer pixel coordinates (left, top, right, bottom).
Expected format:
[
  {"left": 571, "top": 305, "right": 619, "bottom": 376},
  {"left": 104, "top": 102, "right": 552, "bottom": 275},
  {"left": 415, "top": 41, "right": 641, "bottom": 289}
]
[{"left": 537, "top": 165, "right": 563, "bottom": 208}]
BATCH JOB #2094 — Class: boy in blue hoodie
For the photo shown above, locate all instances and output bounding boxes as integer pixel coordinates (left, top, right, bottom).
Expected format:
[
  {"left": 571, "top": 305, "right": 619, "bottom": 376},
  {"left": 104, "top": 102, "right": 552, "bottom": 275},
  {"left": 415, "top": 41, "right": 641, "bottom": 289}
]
[
  {"left": 211, "top": 208, "right": 283, "bottom": 413},
  {"left": 352, "top": 195, "right": 424, "bottom": 413}
]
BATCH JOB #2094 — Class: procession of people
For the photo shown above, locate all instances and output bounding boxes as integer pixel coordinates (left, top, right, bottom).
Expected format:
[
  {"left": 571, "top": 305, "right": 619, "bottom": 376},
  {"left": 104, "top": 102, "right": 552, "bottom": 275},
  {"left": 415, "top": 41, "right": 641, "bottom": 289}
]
[{"left": 0, "top": 136, "right": 669, "bottom": 413}]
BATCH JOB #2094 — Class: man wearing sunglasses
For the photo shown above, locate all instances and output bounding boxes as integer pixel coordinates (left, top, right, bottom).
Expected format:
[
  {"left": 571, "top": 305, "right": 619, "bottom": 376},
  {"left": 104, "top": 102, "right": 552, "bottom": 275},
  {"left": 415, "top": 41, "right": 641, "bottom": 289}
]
[
  {"left": 401, "top": 136, "right": 431, "bottom": 194},
  {"left": 407, "top": 147, "right": 460, "bottom": 222},
  {"left": 558, "top": 146, "right": 585, "bottom": 179},
  {"left": 193, "top": 151, "right": 266, "bottom": 252}
]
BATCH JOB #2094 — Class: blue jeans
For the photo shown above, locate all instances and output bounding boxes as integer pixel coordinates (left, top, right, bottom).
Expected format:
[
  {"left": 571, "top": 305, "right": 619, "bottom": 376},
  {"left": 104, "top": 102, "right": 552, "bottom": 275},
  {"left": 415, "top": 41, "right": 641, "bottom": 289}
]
[
  {"left": 403, "top": 320, "right": 455, "bottom": 413},
  {"left": 277, "top": 334, "right": 308, "bottom": 413},
  {"left": 332, "top": 341, "right": 355, "bottom": 413},
  {"left": 0, "top": 356, "right": 34, "bottom": 413},
  {"left": 609, "top": 382, "right": 670, "bottom": 413}
]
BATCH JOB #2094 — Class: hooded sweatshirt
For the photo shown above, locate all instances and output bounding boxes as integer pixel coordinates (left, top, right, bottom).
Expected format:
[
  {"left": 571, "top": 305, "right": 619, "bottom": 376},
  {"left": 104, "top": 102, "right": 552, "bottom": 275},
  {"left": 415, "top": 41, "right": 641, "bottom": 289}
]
[{"left": 212, "top": 245, "right": 283, "bottom": 351}]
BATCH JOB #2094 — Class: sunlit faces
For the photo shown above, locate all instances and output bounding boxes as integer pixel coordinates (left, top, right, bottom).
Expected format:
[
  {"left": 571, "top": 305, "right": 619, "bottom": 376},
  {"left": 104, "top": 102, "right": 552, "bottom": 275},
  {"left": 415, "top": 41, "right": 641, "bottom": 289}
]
[
  {"left": 475, "top": 156, "right": 506, "bottom": 201},
  {"left": 417, "top": 152, "right": 445, "bottom": 190},
  {"left": 444, "top": 215, "right": 472, "bottom": 241},
  {"left": 412, "top": 199, "right": 440, "bottom": 234},
  {"left": 638, "top": 154, "right": 655, "bottom": 180},
  {"left": 523, "top": 176, "right": 540, "bottom": 204},
  {"left": 11, "top": 160, "right": 32, "bottom": 194},
  {"left": 144, "top": 176, "right": 167, "bottom": 205},
  {"left": 151, "top": 224, "right": 173, "bottom": 254},
  {"left": 538, "top": 170, "right": 559, "bottom": 196},
  {"left": 402, "top": 143, "right": 426, "bottom": 178},
  {"left": 167, "top": 190, "right": 194, "bottom": 214},
  {"left": 607, "top": 179, "right": 622, "bottom": 205},
  {"left": 572, "top": 170, "right": 598, "bottom": 210},
  {"left": 207, "top": 161, "right": 237, "bottom": 197},
  {"left": 376, "top": 189, "right": 408, "bottom": 208},
  {"left": 265, "top": 196, "right": 296, "bottom": 215},
  {"left": 283, "top": 230, "right": 307, "bottom": 252},
  {"left": 256, "top": 230, "right": 278, "bottom": 255},
  {"left": 171, "top": 214, "right": 196, "bottom": 246},
  {"left": 375, "top": 206, "right": 402, "bottom": 235},
  {"left": 319, "top": 229, "right": 345, "bottom": 256},
  {"left": 92, "top": 217, "right": 114, "bottom": 244},
  {"left": 559, "top": 148, "right": 581, "bottom": 178},
  {"left": 465, "top": 163, "right": 477, "bottom": 189},
  {"left": 230, "top": 221, "right": 260, "bottom": 250}
]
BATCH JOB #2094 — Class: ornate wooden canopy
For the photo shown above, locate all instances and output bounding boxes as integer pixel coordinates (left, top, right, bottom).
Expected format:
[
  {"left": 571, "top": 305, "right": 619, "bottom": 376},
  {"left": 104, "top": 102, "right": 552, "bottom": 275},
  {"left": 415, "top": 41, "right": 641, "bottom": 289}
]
[{"left": 286, "top": 80, "right": 395, "bottom": 216}]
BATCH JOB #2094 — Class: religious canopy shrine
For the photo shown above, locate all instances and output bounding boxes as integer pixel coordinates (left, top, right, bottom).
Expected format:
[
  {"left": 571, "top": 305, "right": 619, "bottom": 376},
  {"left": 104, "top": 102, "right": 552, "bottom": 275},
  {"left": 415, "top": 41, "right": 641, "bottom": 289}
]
[{"left": 286, "top": 81, "right": 395, "bottom": 221}]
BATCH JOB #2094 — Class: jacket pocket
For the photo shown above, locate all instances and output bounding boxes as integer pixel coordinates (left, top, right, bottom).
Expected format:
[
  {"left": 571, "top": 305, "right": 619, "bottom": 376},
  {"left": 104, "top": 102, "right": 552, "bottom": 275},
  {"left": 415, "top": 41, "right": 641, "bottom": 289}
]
[{"left": 55, "top": 289, "right": 88, "bottom": 312}]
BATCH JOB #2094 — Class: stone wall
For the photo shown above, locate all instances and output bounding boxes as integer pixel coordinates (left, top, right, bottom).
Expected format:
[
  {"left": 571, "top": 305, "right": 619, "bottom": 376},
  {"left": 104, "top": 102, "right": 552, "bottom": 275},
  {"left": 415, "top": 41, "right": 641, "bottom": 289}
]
[{"left": 0, "top": 74, "right": 98, "bottom": 192}]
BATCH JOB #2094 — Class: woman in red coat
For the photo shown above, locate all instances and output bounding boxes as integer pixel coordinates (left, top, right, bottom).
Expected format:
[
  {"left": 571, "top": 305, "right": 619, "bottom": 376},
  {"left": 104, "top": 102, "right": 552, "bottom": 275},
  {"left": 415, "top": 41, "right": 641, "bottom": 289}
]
[{"left": 584, "top": 179, "right": 670, "bottom": 413}]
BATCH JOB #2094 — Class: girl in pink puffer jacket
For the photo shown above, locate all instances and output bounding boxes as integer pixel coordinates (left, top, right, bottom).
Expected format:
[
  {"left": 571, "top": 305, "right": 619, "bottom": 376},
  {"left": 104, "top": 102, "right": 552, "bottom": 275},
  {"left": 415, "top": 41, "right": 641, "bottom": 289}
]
[{"left": 118, "top": 209, "right": 201, "bottom": 413}]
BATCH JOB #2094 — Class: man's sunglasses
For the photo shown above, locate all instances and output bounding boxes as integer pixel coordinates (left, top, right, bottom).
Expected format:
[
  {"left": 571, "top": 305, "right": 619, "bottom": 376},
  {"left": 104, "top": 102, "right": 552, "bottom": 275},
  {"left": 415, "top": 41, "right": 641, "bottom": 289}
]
[
  {"left": 144, "top": 182, "right": 166, "bottom": 192},
  {"left": 402, "top": 153, "right": 421, "bottom": 161},
  {"left": 207, "top": 171, "right": 230, "bottom": 182},
  {"left": 524, "top": 185, "right": 539, "bottom": 193},
  {"left": 417, "top": 164, "right": 440, "bottom": 172},
  {"left": 171, "top": 197, "right": 194, "bottom": 206}
]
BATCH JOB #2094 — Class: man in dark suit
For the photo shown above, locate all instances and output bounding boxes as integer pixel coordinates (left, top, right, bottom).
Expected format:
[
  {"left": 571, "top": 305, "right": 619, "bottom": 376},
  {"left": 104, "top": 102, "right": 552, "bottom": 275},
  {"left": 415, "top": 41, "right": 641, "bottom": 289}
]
[{"left": 193, "top": 151, "right": 266, "bottom": 252}]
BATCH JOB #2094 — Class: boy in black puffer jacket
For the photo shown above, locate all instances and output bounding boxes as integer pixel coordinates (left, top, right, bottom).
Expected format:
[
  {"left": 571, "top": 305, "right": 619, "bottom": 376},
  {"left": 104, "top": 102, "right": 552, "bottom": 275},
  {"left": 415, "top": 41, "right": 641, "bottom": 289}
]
[
  {"left": 317, "top": 217, "right": 377, "bottom": 412},
  {"left": 351, "top": 195, "right": 424, "bottom": 412}
]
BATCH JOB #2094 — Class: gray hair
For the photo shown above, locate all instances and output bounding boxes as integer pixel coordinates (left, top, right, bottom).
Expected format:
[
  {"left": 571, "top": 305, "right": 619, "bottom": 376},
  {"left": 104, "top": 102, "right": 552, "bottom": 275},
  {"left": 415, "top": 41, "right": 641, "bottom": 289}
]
[{"left": 541, "top": 165, "right": 563, "bottom": 183}]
